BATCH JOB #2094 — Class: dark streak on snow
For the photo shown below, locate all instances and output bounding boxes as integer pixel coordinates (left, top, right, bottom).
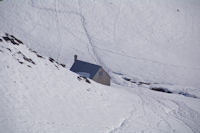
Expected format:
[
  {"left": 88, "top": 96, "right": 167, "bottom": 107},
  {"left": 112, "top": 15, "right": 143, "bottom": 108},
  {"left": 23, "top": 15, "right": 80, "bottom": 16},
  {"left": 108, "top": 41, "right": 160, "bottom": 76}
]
[
  {"left": 113, "top": 71, "right": 123, "bottom": 75},
  {"left": 77, "top": 75, "right": 91, "bottom": 84},
  {"left": 2, "top": 33, "right": 23, "bottom": 45},
  {"left": 2, "top": 36, "right": 10, "bottom": 42},
  {"left": 49, "top": 57, "right": 66, "bottom": 68},
  {"left": 121, "top": 74, "right": 199, "bottom": 99},
  {"left": 0, "top": 33, "right": 68, "bottom": 69},
  {"left": 177, "top": 91, "right": 198, "bottom": 99},
  {"left": 29, "top": 48, "right": 44, "bottom": 58},
  {"left": 23, "top": 56, "right": 35, "bottom": 65},
  {"left": 27, "top": 65, "right": 32, "bottom": 68},
  {"left": 10, "top": 35, "right": 23, "bottom": 44},
  {"left": 151, "top": 87, "right": 172, "bottom": 93},
  {"left": 6, "top": 48, "right": 11, "bottom": 52},
  {"left": 29, "top": 49, "right": 37, "bottom": 54},
  {"left": 54, "top": 64, "right": 59, "bottom": 69},
  {"left": 150, "top": 86, "right": 198, "bottom": 99},
  {"left": 17, "top": 51, "right": 36, "bottom": 65},
  {"left": 49, "top": 57, "right": 55, "bottom": 63},
  {"left": 60, "top": 64, "right": 65, "bottom": 68},
  {"left": 36, "top": 54, "right": 43, "bottom": 58},
  {"left": 17, "top": 59, "right": 24, "bottom": 64},
  {"left": 123, "top": 77, "right": 151, "bottom": 85}
]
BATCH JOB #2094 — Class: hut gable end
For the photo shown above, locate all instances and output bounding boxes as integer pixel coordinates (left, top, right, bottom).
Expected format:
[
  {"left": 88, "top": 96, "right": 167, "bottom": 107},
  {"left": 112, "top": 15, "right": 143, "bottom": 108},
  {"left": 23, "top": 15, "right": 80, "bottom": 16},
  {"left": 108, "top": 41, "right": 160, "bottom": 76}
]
[{"left": 93, "top": 68, "right": 111, "bottom": 86}]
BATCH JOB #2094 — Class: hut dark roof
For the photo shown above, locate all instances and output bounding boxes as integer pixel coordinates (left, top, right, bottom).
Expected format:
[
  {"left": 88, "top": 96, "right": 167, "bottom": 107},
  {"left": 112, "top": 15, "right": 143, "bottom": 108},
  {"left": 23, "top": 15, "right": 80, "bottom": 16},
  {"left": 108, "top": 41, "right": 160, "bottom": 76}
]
[{"left": 70, "top": 60, "right": 101, "bottom": 79}]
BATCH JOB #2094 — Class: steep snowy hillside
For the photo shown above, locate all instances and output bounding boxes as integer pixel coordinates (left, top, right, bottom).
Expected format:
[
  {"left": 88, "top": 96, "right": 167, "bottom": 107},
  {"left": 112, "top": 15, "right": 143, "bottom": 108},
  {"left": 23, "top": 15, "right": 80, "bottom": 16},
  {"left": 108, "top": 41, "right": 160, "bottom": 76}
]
[
  {"left": 0, "top": 0, "right": 200, "bottom": 88},
  {"left": 1, "top": 32, "right": 200, "bottom": 133}
]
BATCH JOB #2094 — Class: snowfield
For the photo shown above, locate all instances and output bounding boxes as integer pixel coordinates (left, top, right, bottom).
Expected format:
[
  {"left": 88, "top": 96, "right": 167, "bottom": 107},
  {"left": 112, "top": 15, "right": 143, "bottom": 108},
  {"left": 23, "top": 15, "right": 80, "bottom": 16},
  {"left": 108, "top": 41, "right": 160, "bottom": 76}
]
[
  {"left": 0, "top": 0, "right": 200, "bottom": 87},
  {"left": 0, "top": 0, "right": 200, "bottom": 132},
  {"left": 0, "top": 32, "right": 200, "bottom": 133}
]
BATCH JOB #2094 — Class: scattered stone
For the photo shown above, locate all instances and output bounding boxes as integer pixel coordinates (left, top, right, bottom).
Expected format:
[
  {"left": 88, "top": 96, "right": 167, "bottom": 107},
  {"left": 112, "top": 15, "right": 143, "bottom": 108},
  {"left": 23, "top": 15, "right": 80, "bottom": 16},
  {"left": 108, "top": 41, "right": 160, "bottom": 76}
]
[
  {"left": 27, "top": 65, "right": 32, "bottom": 68},
  {"left": 77, "top": 76, "right": 91, "bottom": 84},
  {"left": 10, "top": 35, "right": 23, "bottom": 44},
  {"left": 49, "top": 57, "right": 55, "bottom": 63},
  {"left": 30, "top": 49, "right": 37, "bottom": 53},
  {"left": 123, "top": 77, "right": 151, "bottom": 86},
  {"left": 60, "top": 64, "right": 65, "bottom": 68},
  {"left": 82, "top": 76, "right": 91, "bottom": 84},
  {"left": 2, "top": 36, "right": 19, "bottom": 45},
  {"left": 77, "top": 76, "right": 82, "bottom": 81},
  {"left": 17, "top": 51, "right": 35, "bottom": 65},
  {"left": 3, "top": 36, "right": 10, "bottom": 42},
  {"left": 10, "top": 39, "right": 19, "bottom": 45},
  {"left": 29, "top": 49, "right": 44, "bottom": 58},
  {"left": 36, "top": 54, "right": 43, "bottom": 58},
  {"left": 17, "top": 59, "right": 24, "bottom": 64},
  {"left": 85, "top": 78, "right": 91, "bottom": 84},
  {"left": 6, "top": 48, "right": 11, "bottom": 52},
  {"left": 19, "top": 61, "right": 23, "bottom": 64},
  {"left": 23, "top": 56, "right": 36, "bottom": 65},
  {"left": 54, "top": 65, "right": 59, "bottom": 69},
  {"left": 2, "top": 33, "right": 23, "bottom": 45}
]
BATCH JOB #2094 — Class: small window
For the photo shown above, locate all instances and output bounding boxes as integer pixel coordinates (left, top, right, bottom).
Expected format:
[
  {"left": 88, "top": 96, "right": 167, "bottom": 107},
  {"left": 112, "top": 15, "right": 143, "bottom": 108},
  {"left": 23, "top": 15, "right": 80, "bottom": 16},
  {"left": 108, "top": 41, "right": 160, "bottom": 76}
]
[{"left": 99, "top": 71, "right": 103, "bottom": 76}]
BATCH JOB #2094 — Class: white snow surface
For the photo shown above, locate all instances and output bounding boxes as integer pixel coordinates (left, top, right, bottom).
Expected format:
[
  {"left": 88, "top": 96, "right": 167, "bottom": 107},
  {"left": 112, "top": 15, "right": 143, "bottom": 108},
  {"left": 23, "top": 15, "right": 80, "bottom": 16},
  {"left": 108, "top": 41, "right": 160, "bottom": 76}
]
[
  {"left": 0, "top": 32, "right": 200, "bottom": 133},
  {"left": 0, "top": 0, "right": 200, "bottom": 87},
  {"left": 0, "top": 0, "right": 200, "bottom": 132}
]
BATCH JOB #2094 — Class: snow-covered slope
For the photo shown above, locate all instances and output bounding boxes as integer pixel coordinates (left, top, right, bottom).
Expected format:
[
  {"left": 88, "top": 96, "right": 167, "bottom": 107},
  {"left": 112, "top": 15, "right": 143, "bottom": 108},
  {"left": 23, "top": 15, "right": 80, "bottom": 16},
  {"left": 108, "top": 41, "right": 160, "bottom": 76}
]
[
  {"left": 0, "top": 33, "right": 133, "bottom": 132},
  {"left": 1, "top": 32, "right": 200, "bottom": 133},
  {"left": 1, "top": 0, "right": 200, "bottom": 132},
  {"left": 0, "top": 0, "right": 200, "bottom": 88}
]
